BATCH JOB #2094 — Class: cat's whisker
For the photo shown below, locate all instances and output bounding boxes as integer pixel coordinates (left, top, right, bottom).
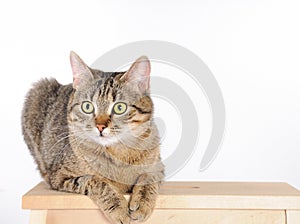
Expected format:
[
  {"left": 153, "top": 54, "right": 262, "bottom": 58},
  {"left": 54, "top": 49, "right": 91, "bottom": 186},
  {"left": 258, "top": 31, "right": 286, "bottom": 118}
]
[
  {"left": 114, "top": 134, "right": 142, "bottom": 150},
  {"left": 46, "top": 130, "right": 88, "bottom": 153},
  {"left": 57, "top": 137, "right": 79, "bottom": 152},
  {"left": 42, "top": 127, "right": 81, "bottom": 141}
]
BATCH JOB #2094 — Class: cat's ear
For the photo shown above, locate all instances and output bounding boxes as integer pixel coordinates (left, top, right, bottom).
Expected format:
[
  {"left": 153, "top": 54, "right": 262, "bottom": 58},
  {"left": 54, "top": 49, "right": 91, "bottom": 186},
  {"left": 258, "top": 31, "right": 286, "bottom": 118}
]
[
  {"left": 122, "top": 56, "right": 151, "bottom": 94},
  {"left": 70, "top": 51, "right": 94, "bottom": 89}
]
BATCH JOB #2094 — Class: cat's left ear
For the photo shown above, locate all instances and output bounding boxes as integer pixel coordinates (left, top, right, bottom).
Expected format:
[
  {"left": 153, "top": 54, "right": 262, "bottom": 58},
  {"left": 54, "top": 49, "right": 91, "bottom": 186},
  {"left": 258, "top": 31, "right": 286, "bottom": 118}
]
[
  {"left": 122, "top": 56, "right": 151, "bottom": 94},
  {"left": 70, "top": 51, "right": 94, "bottom": 89}
]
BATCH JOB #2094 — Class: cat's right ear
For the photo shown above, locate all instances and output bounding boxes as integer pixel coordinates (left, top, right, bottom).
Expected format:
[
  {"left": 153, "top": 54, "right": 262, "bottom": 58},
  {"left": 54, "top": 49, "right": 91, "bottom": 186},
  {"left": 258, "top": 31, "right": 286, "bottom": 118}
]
[{"left": 70, "top": 51, "right": 94, "bottom": 89}]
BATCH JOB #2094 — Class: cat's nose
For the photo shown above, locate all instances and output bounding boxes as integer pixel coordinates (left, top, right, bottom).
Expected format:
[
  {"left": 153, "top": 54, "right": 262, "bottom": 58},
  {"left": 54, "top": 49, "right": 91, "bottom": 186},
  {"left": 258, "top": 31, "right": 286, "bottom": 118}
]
[{"left": 96, "top": 124, "right": 106, "bottom": 133}]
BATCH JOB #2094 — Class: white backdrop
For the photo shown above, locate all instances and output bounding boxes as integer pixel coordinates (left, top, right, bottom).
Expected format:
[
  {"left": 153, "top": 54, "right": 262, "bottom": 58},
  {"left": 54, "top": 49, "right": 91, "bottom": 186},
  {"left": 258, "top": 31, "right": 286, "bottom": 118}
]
[{"left": 1, "top": 0, "right": 300, "bottom": 223}]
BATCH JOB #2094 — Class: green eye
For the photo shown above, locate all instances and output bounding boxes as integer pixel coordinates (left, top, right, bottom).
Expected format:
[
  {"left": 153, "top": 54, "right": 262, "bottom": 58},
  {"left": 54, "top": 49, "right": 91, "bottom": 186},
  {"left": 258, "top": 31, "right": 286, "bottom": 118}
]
[
  {"left": 81, "top": 101, "right": 94, "bottom": 114},
  {"left": 113, "top": 102, "right": 127, "bottom": 115}
]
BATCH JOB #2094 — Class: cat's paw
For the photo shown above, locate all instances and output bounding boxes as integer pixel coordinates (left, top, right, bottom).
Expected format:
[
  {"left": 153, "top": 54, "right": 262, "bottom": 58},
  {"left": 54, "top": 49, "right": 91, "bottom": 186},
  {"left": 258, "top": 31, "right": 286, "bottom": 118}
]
[
  {"left": 104, "top": 197, "right": 131, "bottom": 224},
  {"left": 115, "top": 213, "right": 131, "bottom": 224},
  {"left": 109, "top": 209, "right": 131, "bottom": 224},
  {"left": 129, "top": 199, "right": 154, "bottom": 222}
]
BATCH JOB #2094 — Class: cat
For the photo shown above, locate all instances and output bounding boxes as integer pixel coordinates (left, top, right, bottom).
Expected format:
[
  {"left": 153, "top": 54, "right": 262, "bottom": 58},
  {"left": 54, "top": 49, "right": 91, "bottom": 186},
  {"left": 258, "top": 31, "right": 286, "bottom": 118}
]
[{"left": 21, "top": 51, "right": 164, "bottom": 224}]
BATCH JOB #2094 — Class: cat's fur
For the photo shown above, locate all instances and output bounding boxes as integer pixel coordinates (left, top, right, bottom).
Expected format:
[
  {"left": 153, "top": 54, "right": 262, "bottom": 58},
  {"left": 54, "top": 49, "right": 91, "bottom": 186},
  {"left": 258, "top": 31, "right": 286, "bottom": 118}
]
[{"left": 21, "top": 52, "right": 164, "bottom": 224}]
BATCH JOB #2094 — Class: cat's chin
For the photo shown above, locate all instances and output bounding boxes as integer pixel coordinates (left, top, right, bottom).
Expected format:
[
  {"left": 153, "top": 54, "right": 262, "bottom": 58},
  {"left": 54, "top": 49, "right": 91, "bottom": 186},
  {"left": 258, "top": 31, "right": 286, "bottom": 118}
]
[{"left": 93, "top": 136, "right": 119, "bottom": 147}]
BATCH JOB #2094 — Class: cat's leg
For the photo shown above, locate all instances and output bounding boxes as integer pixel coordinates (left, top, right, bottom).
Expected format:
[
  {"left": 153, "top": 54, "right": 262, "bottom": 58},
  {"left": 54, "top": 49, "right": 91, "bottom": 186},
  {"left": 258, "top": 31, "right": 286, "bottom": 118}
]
[
  {"left": 129, "top": 173, "right": 161, "bottom": 222},
  {"left": 49, "top": 174, "right": 131, "bottom": 224}
]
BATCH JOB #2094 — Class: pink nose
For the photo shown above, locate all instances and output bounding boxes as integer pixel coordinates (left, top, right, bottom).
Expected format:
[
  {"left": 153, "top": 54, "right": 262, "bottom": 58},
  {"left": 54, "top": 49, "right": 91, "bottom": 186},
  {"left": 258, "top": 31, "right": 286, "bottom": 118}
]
[{"left": 96, "top": 124, "right": 106, "bottom": 132}]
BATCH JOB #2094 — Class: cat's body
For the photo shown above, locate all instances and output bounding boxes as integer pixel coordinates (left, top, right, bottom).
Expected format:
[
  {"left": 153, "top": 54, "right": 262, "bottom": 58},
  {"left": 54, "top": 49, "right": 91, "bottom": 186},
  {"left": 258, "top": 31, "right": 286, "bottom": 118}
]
[{"left": 22, "top": 52, "right": 164, "bottom": 224}]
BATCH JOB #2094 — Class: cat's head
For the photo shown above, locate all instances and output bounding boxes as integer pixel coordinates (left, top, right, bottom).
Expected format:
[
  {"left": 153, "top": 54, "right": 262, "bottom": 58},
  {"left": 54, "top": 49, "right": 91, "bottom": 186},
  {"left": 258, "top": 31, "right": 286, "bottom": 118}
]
[{"left": 68, "top": 51, "right": 158, "bottom": 149}]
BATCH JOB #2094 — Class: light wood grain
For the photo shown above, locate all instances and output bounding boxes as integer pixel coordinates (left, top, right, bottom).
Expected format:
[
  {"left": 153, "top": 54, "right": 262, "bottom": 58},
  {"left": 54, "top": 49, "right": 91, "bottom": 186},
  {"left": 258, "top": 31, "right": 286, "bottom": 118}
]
[
  {"left": 43, "top": 209, "right": 285, "bottom": 224},
  {"left": 286, "top": 210, "right": 300, "bottom": 224},
  {"left": 147, "top": 209, "right": 285, "bottom": 224},
  {"left": 46, "top": 210, "right": 109, "bottom": 224},
  {"left": 22, "top": 181, "right": 300, "bottom": 210},
  {"left": 23, "top": 182, "right": 300, "bottom": 224},
  {"left": 29, "top": 210, "right": 47, "bottom": 224}
]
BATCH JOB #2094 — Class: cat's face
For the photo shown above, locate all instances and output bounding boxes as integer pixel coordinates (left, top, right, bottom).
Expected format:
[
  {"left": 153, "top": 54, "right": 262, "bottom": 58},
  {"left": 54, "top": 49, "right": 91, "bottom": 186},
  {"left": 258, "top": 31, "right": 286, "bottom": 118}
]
[{"left": 68, "top": 52, "right": 155, "bottom": 149}]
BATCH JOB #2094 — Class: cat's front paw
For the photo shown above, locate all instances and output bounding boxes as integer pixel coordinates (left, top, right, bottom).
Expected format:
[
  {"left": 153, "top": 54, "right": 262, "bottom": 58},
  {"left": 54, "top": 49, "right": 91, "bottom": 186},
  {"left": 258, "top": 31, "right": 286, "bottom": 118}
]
[
  {"left": 129, "top": 198, "right": 154, "bottom": 222},
  {"left": 109, "top": 208, "right": 131, "bottom": 224},
  {"left": 114, "top": 213, "right": 131, "bottom": 224}
]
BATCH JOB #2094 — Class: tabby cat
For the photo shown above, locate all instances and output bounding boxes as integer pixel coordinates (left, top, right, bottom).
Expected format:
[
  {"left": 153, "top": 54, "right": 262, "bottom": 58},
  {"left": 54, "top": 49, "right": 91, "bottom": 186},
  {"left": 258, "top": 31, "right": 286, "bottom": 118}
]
[{"left": 21, "top": 52, "right": 164, "bottom": 224}]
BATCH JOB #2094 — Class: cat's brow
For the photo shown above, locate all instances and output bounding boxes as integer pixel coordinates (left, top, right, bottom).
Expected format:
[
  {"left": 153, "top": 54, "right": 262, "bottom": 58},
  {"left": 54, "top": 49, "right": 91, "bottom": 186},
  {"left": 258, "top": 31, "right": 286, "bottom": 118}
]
[{"left": 70, "top": 103, "right": 80, "bottom": 112}]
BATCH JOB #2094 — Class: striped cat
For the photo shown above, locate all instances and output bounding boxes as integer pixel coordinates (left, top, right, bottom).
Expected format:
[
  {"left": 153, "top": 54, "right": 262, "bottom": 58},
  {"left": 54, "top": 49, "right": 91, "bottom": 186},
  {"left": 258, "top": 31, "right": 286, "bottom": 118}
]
[{"left": 22, "top": 52, "right": 164, "bottom": 224}]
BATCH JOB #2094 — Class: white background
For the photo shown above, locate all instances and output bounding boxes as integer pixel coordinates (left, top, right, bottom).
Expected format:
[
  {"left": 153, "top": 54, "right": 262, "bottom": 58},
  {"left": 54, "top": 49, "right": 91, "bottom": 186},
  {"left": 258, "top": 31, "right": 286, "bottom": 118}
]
[{"left": 1, "top": 0, "right": 300, "bottom": 223}]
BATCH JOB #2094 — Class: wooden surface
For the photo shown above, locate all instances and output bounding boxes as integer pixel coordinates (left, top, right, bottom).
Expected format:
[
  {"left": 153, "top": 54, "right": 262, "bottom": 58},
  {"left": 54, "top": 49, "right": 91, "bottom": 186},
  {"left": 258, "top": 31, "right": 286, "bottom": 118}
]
[
  {"left": 23, "top": 181, "right": 300, "bottom": 224},
  {"left": 40, "top": 209, "right": 285, "bottom": 224},
  {"left": 23, "top": 181, "right": 300, "bottom": 210},
  {"left": 287, "top": 210, "right": 300, "bottom": 224}
]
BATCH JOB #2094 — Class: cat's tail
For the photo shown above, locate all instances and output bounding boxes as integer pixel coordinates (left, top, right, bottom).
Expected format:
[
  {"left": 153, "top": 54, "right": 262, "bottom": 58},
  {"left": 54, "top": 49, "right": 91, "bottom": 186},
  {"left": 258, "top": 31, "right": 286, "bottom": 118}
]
[{"left": 21, "top": 78, "right": 62, "bottom": 177}]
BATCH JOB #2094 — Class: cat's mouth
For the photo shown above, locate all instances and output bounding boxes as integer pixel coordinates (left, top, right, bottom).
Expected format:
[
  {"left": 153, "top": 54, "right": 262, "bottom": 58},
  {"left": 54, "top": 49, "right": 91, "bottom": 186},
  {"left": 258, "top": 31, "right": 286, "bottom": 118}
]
[
  {"left": 99, "top": 127, "right": 110, "bottom": 137},
  {"left": 97, "top": 135, "right": 119, "bottom": 146},
  {"left": 94, "top": 127, "right": 120, "bottom": 146}
]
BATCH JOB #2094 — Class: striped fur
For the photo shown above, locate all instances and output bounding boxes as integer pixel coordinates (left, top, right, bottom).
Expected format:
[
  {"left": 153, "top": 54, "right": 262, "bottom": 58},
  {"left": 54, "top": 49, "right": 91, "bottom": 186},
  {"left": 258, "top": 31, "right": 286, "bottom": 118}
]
[{"left": 22, "top": 52, "right": 164, "bottom": 224}]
